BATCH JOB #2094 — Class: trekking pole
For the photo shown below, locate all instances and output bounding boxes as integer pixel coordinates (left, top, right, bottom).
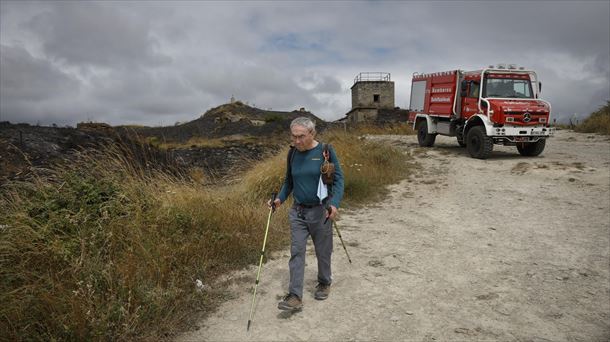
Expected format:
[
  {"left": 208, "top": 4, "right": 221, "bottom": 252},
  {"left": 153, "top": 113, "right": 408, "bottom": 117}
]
[
  {"left": 333, "top": 220, "right": 352, "bottom": 264},
  {"left": 247, "top": 192, "right": 276, "bottom": 331}
]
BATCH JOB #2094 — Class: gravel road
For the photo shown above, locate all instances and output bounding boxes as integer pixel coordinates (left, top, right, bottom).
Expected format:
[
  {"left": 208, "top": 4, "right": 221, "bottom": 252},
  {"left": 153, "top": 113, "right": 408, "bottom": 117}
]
[{"left": 178, "top": 129, "right": 610, "bottom": 341}]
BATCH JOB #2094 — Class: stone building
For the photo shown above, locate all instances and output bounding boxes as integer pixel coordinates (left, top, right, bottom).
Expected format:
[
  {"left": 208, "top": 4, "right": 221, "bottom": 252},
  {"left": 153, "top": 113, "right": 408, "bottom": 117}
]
[{"left": 344, "top": 72, "right": 395, "bottom": 123}]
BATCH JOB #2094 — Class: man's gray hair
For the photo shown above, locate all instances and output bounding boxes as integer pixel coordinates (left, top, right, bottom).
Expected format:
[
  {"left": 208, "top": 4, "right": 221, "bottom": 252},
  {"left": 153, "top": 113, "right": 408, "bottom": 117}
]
[{"left": 290, "top": 117, "right": 316, "bottom": 133}]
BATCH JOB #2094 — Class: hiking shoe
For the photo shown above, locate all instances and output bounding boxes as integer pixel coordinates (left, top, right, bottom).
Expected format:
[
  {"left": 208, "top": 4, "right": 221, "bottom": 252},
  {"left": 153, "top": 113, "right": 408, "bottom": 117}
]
[
  {"left": 314, "top": 283, "right": 331, "bottom": 300},
  {"left": 278, "top": 293, "right": 302, "bottom": 311}
]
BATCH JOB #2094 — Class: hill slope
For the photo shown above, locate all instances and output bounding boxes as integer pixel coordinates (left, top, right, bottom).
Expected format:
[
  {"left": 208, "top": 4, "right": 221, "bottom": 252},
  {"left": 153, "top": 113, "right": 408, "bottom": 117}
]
[
  {"left": 120, "top": 102, "right": 326, "bottom": 142},
  {"left": 1, "top": 103, "right": 329, "bottom": 183}
]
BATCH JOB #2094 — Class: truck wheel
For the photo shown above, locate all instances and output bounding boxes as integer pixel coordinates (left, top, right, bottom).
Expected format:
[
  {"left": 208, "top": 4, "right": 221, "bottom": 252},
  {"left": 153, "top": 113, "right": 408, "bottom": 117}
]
[
  {"left": 517, "top": 139, "right": 546, "bottom": 156},
  {"left": 466, "top": 126, "right": 493, "bottom": 159},
  {"left": 417, "top": 121, "right": 436, "bottom": 147}
]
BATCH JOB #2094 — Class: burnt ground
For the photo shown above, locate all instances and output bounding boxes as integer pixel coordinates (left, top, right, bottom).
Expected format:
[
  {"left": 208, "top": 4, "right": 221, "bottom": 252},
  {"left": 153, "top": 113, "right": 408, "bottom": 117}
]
[
  {"left": 1, "top": 122, "right": 114, "bottom": 182},
  {"left": 1, "top": 101, "right": 403, "bottom": 184},
  {"left": 1, "top": 102, "right": 325, "bottom": 184},
  {"left": 170, "top": 142, "right": 278, "bottom": 182},
  {"left": 0, "top": 123, "right": 280, "bottom": 186}
]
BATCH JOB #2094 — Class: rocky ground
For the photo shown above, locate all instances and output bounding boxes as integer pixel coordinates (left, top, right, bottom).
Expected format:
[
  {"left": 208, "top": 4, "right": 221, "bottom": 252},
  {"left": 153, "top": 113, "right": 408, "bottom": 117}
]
[{"left": 178, "top": 129, "right": 610, "bottom": 341}]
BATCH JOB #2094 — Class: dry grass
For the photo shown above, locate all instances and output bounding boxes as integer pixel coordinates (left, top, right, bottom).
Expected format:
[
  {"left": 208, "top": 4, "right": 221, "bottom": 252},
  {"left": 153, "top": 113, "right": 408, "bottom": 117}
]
[
  {"left": 146, "top": 135, "right": 265, "bottom": 150},
  {"left": 575, "top": 101, "right": 610, "bottom": 135},
  {"left": 159, "top": 137, "right": 235, "bottom": 149},
  {"left": 0, "top": 126, "right": 411, "bottom": 340},
  {"left": 319, "top": 128, "right": 412, "bottom": 203},
  {"left": 342, "top": 122, "right": 415, "bottom": 136}
]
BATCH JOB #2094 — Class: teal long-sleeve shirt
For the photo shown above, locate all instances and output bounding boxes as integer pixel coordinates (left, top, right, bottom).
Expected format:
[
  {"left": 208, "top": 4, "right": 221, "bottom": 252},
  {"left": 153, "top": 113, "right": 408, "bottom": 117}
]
[{"left": 278, "top": 143, "right": 344, "bottom": 208}]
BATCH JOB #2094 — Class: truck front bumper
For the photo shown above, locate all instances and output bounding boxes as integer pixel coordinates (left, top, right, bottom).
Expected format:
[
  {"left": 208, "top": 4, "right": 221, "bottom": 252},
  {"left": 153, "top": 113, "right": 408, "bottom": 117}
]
[{"left": 489, "top": 125, "right": 554, "bottom": 144}]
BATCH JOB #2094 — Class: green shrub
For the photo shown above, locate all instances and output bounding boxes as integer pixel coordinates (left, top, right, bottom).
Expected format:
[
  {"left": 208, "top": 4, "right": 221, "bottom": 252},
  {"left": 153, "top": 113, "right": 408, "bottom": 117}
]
[
  {"left": 146, "top": 136, "right": 161, "bottom": 147},
  {"left": 264, "top": 113, "right": 284, "bottom": 123}
]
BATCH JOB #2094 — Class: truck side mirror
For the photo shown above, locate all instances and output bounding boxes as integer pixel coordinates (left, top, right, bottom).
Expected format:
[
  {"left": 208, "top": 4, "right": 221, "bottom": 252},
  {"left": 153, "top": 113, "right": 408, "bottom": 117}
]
[
  {"left": 538, "top": 82, "right": 542, "bottom": 93},
  {"left": 460, "top": 80, "right": 468, "bottom": 97}
]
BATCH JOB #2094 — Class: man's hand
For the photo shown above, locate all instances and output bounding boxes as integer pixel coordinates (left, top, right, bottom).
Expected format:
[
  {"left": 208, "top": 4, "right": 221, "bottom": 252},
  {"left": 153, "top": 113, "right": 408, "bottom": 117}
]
[
  {"left": 267, "top": 198, "right": 281, "bottom": 209},
  {"left": 326, "top": 205, "right": 338, "bottom": 221}
]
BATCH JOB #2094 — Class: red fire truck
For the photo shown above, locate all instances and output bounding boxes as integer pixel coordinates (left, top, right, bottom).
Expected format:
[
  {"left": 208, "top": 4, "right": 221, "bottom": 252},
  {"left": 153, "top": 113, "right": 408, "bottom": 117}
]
[{"left": 408, "top": 64, "right": 553, "bottom": 159}]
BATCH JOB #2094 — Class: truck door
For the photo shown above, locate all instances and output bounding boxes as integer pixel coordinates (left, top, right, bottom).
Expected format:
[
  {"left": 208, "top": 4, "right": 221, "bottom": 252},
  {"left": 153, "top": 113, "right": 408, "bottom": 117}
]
[{"left": 461, "top": 80, "right": 480, "bottom": 119}]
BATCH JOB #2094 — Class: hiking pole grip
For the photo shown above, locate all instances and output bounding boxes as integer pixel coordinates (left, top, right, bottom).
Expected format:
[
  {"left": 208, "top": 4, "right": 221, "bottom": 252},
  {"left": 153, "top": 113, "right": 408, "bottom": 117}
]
[{"left": 270, "top": 192, "right": 277, "bottom": 212}]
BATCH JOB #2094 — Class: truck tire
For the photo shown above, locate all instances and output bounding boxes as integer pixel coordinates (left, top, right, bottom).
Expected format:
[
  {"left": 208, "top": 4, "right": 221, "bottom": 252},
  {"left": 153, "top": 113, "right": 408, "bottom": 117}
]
[
  {"left": 517, "top": 139, "right": 546, "bottom": 156},
  {"left": 417, "top": 121, "right": 436, "bottom": 147},
  {"left": 466, "top": 126, "right": 493, "bottom": 159}
]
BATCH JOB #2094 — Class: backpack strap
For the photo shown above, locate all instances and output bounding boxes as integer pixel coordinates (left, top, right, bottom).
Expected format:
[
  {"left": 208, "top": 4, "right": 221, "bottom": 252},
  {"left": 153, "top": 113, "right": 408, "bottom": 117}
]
[
  {"left": 321, "top": 143, "right": 334, "bottom": 196},
  {"left": 286, "top": 145, "right": 296, "bottom": 188}
]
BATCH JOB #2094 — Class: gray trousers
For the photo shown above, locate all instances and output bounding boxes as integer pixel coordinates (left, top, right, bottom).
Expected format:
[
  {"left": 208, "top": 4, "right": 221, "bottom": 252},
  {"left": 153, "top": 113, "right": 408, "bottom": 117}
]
[{"left": 288, "top": 204, "right": 333, "bottom": 299}]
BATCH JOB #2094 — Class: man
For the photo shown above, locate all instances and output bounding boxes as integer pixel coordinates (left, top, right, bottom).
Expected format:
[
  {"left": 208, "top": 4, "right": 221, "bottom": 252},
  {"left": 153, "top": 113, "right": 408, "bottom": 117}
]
[{"left": 269, "top": 117, "right": 344, "bottom": 311}]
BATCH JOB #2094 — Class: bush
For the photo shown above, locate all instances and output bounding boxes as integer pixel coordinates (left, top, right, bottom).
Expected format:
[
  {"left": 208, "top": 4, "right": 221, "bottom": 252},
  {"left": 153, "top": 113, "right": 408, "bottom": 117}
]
[
  {"left": 575, "top": 101, "right": 610, "bottom": 135},
  {"left": 264, "top": 113, "right": 284, "bottom": 123},
  {"left": 146, "top": 136, "right": 161, "bottom": 147}
]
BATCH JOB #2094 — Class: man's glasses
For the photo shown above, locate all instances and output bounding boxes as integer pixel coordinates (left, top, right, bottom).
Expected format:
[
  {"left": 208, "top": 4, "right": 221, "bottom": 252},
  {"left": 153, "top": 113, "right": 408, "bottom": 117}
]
[{"left": 290, "top": 134, "right": 309, "bottom": 141}]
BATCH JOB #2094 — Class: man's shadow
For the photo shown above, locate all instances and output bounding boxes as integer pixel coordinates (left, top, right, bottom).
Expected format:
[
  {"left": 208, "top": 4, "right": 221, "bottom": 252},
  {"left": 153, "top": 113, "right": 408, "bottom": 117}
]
[{"left": 277, "top": 309, "right": 302, "bottom": 319}]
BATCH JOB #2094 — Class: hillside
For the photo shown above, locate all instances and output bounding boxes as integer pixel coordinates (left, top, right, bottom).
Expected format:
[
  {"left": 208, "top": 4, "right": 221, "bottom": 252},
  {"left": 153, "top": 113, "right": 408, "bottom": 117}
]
[
  {"left": 0, "top": 103, "right": 328, "bottom": 184},
  {"left": 120, "top": 102, "right": 327, "bottom": 142}
]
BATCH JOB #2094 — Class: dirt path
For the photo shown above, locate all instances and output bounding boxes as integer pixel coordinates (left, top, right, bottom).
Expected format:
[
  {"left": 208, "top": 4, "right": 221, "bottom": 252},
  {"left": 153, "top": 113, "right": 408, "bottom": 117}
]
[{"left": 178, "top": 130, "right": 610, "bottom": 341}]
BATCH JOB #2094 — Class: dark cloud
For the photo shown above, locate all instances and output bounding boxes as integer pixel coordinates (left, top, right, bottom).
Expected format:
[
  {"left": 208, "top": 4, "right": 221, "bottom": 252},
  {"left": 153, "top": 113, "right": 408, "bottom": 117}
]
[
  {"left": 26, "top": 2, "right": 170, "bottom": 69},
  {"left": 0, "top": 44, "right": 78, "bottom": 101},
  {"left": 0, "top": 1, "right": 608, "bottom": 125},
  {"left": 0, "top": 44, "right": 82, "bottom": 124}
]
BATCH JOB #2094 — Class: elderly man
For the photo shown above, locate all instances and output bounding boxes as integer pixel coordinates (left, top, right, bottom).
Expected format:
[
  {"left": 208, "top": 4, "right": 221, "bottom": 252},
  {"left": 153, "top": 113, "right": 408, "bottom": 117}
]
[{"left": 269, "top": 116, "right": 344, "bottom": 311}]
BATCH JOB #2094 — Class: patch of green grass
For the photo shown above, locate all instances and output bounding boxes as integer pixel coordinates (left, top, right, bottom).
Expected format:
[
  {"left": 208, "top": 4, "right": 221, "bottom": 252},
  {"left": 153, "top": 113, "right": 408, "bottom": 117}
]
[
  {"left": 146, "top": 136, "right": 161, "bottom": 147},
  {"left": 264, "top": 113, "right": 284, "bottom": 123}
]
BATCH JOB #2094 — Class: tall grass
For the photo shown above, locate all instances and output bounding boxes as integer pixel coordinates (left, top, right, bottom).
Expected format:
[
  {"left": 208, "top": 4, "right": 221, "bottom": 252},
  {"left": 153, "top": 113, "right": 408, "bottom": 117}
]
[
  {"left": 336, "top": 122, "right": 415, "bottom": 136},
  {"left": 320, "top": 129, "right": 411, "bottom": 202},
  {"left": 149, "top": 136, "right": 262, "bottom": 150},
  {"left": 0, "top": 127, "right": 411, "bottom": 340},
  {"left": 575, "top": 101, "right": 610, "bottom": 135}
]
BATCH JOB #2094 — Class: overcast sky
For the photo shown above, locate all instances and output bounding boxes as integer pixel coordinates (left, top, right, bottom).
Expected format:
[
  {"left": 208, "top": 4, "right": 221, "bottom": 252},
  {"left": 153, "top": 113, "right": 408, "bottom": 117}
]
[{"left": 1, "top": 1, "right": 608, "bottom": 126}]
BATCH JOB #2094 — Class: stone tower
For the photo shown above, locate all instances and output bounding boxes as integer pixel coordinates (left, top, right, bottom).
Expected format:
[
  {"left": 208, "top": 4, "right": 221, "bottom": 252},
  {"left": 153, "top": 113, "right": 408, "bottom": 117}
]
[{"left": 346, "top": 72, "right": 394, "bottom": 123}]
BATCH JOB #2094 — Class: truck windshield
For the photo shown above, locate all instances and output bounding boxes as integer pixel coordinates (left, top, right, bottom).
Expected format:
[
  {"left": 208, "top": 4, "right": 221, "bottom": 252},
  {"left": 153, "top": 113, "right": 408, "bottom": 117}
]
[{"left": 484, "top": 78, "right": 533, "bottom": 99}]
